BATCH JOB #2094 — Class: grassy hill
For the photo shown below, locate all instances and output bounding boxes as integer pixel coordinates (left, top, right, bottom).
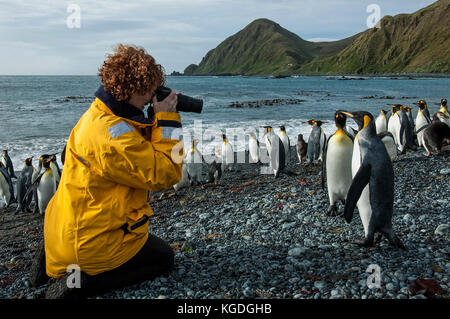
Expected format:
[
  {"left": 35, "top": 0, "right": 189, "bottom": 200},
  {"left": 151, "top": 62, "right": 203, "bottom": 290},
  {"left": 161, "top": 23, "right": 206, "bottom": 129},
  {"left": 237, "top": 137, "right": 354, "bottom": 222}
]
[
  {"left": 185, "top": 18, "right": 358, "bottom": 76},
  {"left": 298, "top": 0, "right": 450, "bottom": 74},
  {"left": 184, "top": 1, "right": 450, "bottom": 75}
]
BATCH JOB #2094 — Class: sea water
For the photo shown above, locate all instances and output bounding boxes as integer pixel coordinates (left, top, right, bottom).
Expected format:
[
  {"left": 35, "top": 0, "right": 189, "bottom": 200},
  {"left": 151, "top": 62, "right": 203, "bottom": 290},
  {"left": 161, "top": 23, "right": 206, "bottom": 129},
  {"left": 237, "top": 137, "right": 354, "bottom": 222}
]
[{"left": 0, "top": 75, "right": 448, "bottom": 171}]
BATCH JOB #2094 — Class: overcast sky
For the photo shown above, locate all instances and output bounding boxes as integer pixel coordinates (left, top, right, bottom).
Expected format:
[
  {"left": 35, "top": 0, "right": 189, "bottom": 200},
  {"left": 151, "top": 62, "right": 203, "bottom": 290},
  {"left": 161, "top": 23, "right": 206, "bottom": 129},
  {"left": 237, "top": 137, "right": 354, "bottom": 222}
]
[{"left": 0, "top": 0, "right": 438, "bottom": 75}]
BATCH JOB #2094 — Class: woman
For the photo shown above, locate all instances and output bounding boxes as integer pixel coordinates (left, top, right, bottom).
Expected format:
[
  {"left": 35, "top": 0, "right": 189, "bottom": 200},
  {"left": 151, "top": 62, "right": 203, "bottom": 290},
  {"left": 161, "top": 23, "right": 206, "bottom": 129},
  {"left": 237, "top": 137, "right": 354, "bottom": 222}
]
[{"left": 29, "top": 44, "right": 184, "bottom": 299}]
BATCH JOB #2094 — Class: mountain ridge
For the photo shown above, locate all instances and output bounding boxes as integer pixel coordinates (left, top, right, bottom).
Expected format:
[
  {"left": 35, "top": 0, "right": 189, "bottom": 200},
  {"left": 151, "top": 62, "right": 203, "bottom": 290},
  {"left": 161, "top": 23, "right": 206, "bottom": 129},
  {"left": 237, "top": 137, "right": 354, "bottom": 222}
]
[{"left": 184, "top": 1, "right": 450, "bottom": 75}]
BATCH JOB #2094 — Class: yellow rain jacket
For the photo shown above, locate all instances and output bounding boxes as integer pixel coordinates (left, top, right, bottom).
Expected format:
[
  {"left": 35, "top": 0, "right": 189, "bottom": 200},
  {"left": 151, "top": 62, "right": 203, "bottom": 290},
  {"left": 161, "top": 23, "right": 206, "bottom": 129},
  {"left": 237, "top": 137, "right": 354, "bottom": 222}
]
[{"left": 44, "top": 86, "right": 184, "bottom": 277}]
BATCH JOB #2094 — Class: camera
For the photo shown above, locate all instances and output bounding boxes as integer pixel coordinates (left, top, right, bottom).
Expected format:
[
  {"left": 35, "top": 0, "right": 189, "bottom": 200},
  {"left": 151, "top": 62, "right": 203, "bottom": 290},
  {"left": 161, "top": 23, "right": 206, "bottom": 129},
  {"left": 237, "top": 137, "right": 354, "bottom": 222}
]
[{"left": 154, "top": 86, "right": 203, "bottom": 113}]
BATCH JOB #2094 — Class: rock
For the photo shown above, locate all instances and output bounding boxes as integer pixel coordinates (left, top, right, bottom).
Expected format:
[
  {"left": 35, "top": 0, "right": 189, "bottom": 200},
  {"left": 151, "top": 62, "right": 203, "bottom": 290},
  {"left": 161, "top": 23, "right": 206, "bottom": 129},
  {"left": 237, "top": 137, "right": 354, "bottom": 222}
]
[
  {"left": 314, "top": 281, "right": 327, "bottom": 291},
  {"left": 282, "top": 222, "right": 296, "bottom": 230},
  {"left": 186, "top": 290, "right": 194, "bottom": 297},
  {"left": 288, "top": 247, "right": 310, "bottom": 257},
  {"left": 157, "top": 295, "right": 167, "bottom": 299},
  {"left": 330, "top": 289, "right": 340, "bottom": 297},
  {"left": 386, "top": 283, "right": 396, "bottom": 291},
  {"left": 439, "top": 168, "right": 450, "bottom": 175},
  {"left": 403, "top": 214, "right": 414, "bottom": 223},
  {"left": 435, "top": 224, "right": 450, "bottom": 235},
  {"left": 243, "top": 287, "right": 255, "bottom": 298}
]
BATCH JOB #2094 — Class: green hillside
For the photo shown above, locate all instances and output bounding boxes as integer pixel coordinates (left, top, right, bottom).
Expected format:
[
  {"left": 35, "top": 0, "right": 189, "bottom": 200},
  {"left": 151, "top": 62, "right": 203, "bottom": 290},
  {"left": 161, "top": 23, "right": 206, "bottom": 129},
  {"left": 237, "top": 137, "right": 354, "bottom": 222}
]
[
  {"left": 299, "top": 0, "right": 450, "bottom": 74},
  {"left": 184, "top": 18, "right": 358, "bottom": 76},
  {"left": 184, "top": 1, "right": 450, "bottom": 75}
]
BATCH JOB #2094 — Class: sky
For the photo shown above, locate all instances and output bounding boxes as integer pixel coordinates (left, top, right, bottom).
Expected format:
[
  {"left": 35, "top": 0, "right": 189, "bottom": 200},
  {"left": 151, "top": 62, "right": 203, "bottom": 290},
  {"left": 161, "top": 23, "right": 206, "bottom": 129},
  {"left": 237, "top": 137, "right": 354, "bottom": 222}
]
[{"left": 0, "top": 0, "right": 438, "bottom": 75}]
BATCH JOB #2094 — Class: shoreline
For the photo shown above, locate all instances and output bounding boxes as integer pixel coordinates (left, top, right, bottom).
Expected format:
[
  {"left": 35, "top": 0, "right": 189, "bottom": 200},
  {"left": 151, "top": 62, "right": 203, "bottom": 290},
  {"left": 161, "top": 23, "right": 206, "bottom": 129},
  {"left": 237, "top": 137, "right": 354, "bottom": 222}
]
[{"left": 0, "top": 147, "right": 449, "bottom": 299}]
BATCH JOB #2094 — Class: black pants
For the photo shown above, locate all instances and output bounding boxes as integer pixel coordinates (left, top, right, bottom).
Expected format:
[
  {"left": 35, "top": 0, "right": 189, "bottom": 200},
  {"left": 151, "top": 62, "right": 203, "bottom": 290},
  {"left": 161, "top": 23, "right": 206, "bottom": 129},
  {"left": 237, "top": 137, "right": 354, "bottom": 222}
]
[
  {"left": 79, "top": 234, "right": 174, "bottom": 297},
  {"left": 36, "top": 233, "right": 174, "bottom": 298}
]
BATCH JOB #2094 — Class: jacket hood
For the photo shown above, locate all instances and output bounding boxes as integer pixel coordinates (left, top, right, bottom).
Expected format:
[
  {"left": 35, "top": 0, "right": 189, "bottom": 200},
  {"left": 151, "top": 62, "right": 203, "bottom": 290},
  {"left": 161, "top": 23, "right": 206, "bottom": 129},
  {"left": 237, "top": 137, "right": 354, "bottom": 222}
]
[{"left": 95, "top": 85, "right": 153, "bottom": 124}]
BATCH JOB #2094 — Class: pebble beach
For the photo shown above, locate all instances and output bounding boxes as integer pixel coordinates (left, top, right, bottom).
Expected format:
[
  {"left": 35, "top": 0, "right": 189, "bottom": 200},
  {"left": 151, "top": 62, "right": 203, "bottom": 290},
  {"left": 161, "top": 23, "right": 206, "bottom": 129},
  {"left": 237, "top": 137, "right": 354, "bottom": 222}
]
[{"left": 0, "top": 148, "right": 449, "bottom": 299}]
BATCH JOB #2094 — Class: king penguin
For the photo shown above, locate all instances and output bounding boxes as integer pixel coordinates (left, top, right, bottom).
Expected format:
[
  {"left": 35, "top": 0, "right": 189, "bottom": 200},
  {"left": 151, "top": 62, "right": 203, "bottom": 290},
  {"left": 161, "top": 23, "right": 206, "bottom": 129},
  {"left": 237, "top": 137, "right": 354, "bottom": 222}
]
[
  {"left": 48, "top": 154, "right": 61, "bottom": 187},
  {"left": 434, "top": 99, "right": 450, "bottom": 126},
  {"left": 296, "top": 134, "right": 307, "bottom": 164},
  {"left": 173, "top": 162, "right": 190, "bottom": 192},
  {"left": 305, "top": 120, "right": 327, "bottom": 164},
  {"left": 0, "top": 161, "right": 16, "bottom": 207},
  {"left": 377, "top": 132, "right": 397, "bottom": 162},
  {"left": 221, "top": 134, "right": 234, "bottom": 172},
  {"left": 15, "top": 157, "right": 34, "bottom": 213},
  {"left": 387, "top": 104, "right": 405, "bottom": 152},
  {"left": 322, "top": 111, "right": 354, "bottom": 216},
  {"left": 398, "top": 105, "right": 416, "bottom": 151},
  {"left": 263, "top": 126, "right": 285, "bottom": 178},
  {"left": 404, "top": 106, "right": 415, "bottom": 129},
  {"left": 25, "top": 159, "right": 56, "bottom": 215},
  {"left": 186, "top": 139, "right": 203, "bottom": 185},
  {"left": 414, "top": 100, "right": 432, "bottom": 147},
  {"left": 248, "top": 131, "right": 260, "bottom": 164},
  {"left": 375, "top": 110, "right": 389, "bottom": 134},
  {"left": 1, "top": 150, "right": 17, "bottom": 179},
  {"left": 438, "top": 98, "right": 449, "bottom": 117},
  {"left": 341, "top": 110, "right": 405, "bottom": 249},
  {"left": 278, "top": 126, "right": 290, "bottom": 165}
]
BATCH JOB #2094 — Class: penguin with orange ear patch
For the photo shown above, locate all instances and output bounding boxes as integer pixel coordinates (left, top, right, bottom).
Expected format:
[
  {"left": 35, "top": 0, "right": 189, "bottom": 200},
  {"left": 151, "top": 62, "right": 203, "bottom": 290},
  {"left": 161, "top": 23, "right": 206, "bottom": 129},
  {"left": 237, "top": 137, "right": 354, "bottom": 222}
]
[
  {"left": 341, "top": 110, "right": 405, "bottom": 249},
  {"left": 305, "top": 120, "right": 326, "bottom": 164}
]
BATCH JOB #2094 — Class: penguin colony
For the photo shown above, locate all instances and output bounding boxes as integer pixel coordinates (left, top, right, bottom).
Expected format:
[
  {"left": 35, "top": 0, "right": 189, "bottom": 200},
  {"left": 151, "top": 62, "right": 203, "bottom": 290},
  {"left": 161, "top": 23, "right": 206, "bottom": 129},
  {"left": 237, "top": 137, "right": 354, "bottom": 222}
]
[
  {"left": 0, "top": 152, "right": 60, "bottom": 215},
  {"left": 1, "top": 99, "right": 448, "bottom": 249},
  {"left": 168, "top": 98, "right": 449, "bottom": 249}
]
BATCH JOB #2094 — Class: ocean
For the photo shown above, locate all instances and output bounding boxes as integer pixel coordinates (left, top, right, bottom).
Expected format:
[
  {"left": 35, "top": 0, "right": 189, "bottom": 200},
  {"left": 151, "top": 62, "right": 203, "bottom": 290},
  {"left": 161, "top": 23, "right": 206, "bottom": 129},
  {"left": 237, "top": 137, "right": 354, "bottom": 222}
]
[{"left": 0, "top": 75, "right": 449, "bottom": 171}]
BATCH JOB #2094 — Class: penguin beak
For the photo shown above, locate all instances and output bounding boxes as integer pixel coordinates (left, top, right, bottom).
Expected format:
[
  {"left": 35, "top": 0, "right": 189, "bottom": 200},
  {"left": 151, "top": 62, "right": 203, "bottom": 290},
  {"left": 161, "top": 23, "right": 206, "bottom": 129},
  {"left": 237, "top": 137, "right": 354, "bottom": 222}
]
[{"left": 341, "top": 111, "right": 354, "bottom": 118}]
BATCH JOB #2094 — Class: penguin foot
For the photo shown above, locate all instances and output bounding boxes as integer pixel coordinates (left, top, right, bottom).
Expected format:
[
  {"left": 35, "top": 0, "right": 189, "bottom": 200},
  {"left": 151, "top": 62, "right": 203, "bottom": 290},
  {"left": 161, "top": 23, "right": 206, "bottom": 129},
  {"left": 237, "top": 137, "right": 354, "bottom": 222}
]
[
  {"left": 326, "top": 205, "right": 339, "bottom": 217},
  {"left": 385, "top": 234, "right": 406, "bottom": 250},
  {"left": 374, "top": 233, "right": 383, "bottom": 244},
  {"left": 353, "top": 239, "right": 374, "bottom": 247}
]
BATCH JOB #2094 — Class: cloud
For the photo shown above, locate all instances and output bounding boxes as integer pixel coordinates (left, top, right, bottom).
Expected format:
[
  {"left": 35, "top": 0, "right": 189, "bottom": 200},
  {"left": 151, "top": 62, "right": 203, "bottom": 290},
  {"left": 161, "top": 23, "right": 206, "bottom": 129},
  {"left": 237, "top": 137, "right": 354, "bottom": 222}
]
[{"left": 0, "top": 0, "right": 438, "bottom": 74}]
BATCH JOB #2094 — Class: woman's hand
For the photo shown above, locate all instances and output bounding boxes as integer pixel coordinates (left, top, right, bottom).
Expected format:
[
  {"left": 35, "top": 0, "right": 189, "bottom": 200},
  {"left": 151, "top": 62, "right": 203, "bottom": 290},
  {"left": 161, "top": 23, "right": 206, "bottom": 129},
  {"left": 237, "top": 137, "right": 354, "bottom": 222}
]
[{"left": 152, "top": 90, "right": 178, "bottom": 113}]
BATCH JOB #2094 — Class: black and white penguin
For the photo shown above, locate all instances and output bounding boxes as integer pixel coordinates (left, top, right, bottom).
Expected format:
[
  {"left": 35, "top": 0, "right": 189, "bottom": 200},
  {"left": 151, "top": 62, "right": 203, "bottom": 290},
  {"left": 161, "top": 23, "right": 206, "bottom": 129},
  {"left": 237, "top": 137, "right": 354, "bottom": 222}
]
[
  {"left": 186, "top": 139, "right": 203, "bottom": 185},
  {"left": 48, "top": 154, "right": 61, "bottom": 187},
  {"left": 433, "top": 108, "right": 450, "bottom": 127},
  {"left": 296, "top": 134, "right": 307, "bottom": 164},
  {"left": 25, "top": 159, "right": 56, "bottom": 215},
  {"left": 434, "top": 111, "right": 450, "bottom": 124},
  {"left": 263, "top": 126, "right": 286, "bottom": 178},
  {"left": 1, "top": 150, "right": 17, "bottom": 179},
  {"left": 15, "top": 157, "right": 34, "bottom": 213},
  {"left": 398, "top": 106, "right": 416, "bottom": 151},
  {"left": 377, "top": 132, "right": 397, "bottom": 162},
  {"left": 387, "top": 104, "right": 402, "bottom": 149},
  {"left": 341, "top": 110, "right": 405, "bottom": 249},
  {"left": 414, "top": 100, "right": 432, "bottom": 147},
  {"left": 322, "top": 111, "right": 354, "bottom": 216},
  {"left": 404, "top": 106, "right": 415, "bottom": 129},
  {"left": 375, "top": 109, "right": 389, "bottom": 134},
  {"left": 0, "top": 161, "right": 16, "bottom": 207},
  {"left": 278, "top": 126, "right": 290, "bottom": 165},
  {"left": 248, "top": 131, "right": 260, "bottom": 164},
  {"left": 305, "top": 120, "right": 326, "bottom": 164},
  {"left": 221, "top": 134, "right": 234, "bottom": 172},
  {"left": 438, "top": 98, "right": 449, "bottom": 117},
  {"left": 388, "top": 104, "right": 415, "bottom": 153},
  {"left": 173, "top": 162, "right": 190, "bottom": 192}
]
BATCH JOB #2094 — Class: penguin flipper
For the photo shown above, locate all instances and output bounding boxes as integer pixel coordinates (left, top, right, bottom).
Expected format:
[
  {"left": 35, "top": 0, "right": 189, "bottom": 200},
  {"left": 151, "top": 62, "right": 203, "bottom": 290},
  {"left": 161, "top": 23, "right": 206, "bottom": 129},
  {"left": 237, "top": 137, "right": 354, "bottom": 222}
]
[
  {"left": 23, "top": 171, "right": 45, "bottom": 203},
  {"left": 322, "top": 135, "right": 333, "bottom": 190},
  {"left": 344, "top": 163, "right": 371, "bottom": 224}
]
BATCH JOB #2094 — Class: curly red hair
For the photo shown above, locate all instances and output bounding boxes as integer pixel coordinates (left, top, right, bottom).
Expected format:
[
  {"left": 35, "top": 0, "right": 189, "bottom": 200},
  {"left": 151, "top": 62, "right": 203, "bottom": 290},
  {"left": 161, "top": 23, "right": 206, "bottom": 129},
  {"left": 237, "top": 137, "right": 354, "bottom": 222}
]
[{"left": 98, "top": 44, "right": 165, "bottom": 102}]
